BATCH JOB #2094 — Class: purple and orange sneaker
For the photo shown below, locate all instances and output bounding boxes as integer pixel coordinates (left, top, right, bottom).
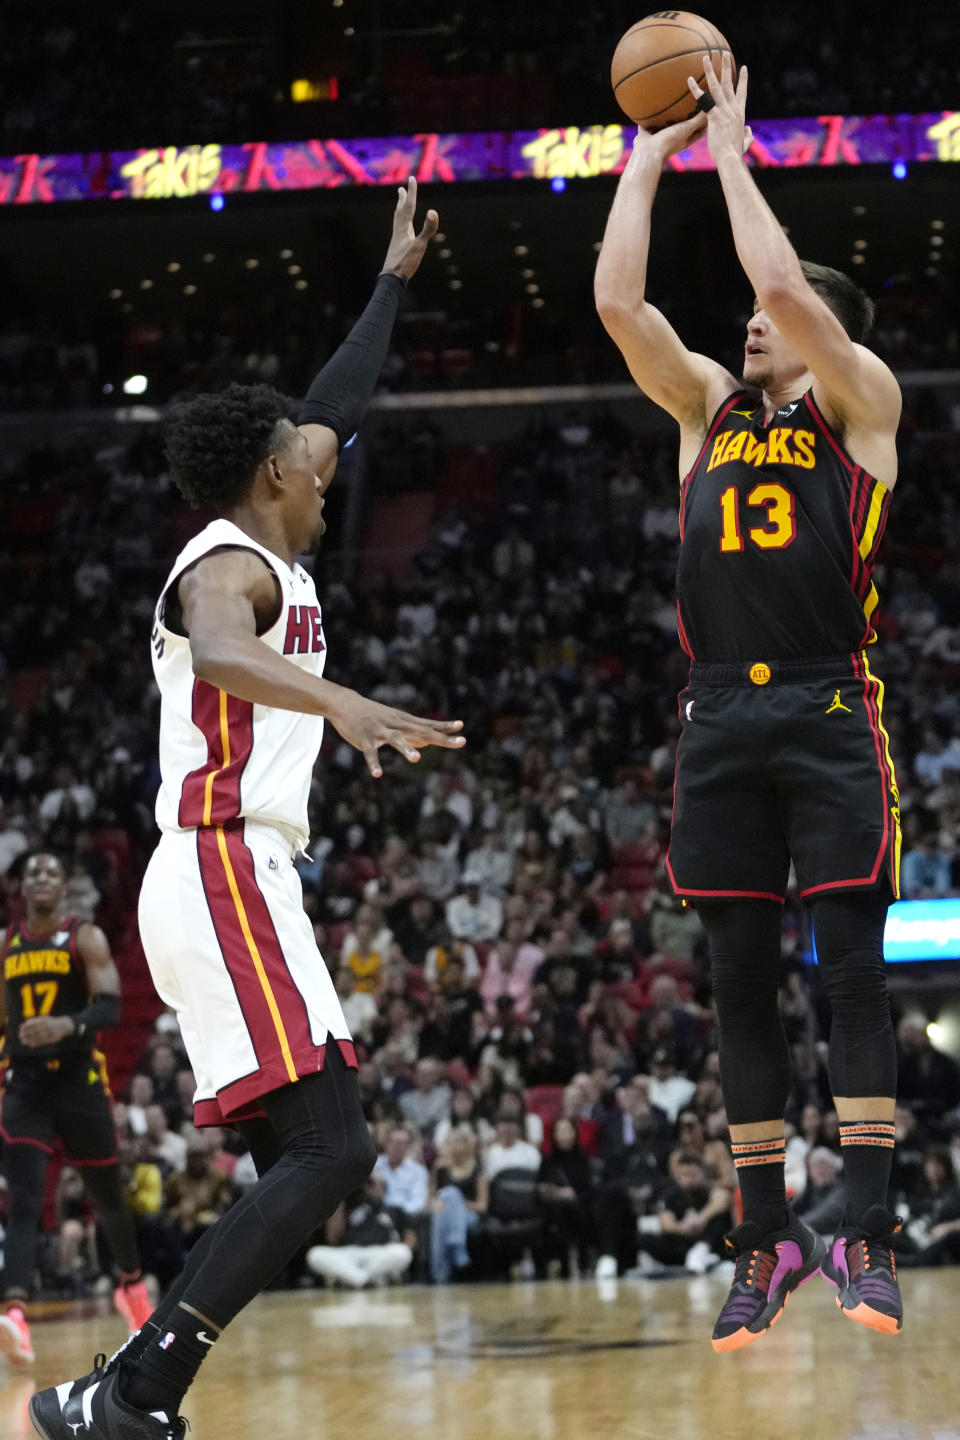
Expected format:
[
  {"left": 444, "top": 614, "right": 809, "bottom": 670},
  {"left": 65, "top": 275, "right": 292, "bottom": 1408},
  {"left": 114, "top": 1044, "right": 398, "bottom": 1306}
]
[
  {"left": 711, "top": 1211, "right": 826, "bottom": 1353},
  {"left": 821, "top": 1205, "right": 903, "bottom": 1335}
]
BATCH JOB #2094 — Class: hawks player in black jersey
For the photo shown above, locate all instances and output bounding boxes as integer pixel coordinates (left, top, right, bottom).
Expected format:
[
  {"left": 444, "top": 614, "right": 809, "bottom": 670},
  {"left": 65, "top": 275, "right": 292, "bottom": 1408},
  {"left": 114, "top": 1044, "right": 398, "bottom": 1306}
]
[
  {"left": 596, "top": 54, "right": 902, "bottom": 1349},
  {"left": 0, "top": 852, "right": 152, "bottom": 1364}
]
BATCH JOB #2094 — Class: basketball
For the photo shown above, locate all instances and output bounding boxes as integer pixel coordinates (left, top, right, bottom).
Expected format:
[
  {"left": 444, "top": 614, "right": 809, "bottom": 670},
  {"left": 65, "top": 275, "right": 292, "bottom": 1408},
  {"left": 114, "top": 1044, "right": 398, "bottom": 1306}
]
[{"left": 611, "top": 11, "right": 734, "bottom": 130}]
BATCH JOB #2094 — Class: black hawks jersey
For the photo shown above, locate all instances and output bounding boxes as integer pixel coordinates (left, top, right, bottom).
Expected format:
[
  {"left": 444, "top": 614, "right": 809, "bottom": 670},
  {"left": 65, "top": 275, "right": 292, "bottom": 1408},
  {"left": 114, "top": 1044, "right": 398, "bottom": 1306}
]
[
  {"left": 676, "top": 389, "right": 891, "bottom": 663},
  {"left": 1, "top": 916, "right": 94, "bottom": 1064}
]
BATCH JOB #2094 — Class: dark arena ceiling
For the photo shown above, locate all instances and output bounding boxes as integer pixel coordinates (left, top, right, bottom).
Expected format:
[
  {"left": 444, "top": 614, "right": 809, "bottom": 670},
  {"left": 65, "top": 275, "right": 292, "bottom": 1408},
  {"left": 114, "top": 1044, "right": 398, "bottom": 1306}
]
[{"left": 0, "top": 159, "right": 955, "bottom": 384}]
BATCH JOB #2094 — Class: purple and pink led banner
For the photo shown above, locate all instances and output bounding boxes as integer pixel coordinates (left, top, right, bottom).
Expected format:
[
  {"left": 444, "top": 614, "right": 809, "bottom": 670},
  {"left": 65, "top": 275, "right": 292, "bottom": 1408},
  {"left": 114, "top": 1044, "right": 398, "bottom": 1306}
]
[{"left": 1, "top": 112, "right": 957, "bottom": 206}]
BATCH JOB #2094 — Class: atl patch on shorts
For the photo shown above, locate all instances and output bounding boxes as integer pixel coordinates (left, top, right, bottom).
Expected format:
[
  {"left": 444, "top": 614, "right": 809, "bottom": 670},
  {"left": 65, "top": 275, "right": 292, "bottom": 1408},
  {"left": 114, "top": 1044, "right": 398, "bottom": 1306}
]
[
  {"left": 139, "top": 820, "right": 356, "bottom": 1127},
  {"left": 666, "top": 652, "right": 901, "bottom": 903}
]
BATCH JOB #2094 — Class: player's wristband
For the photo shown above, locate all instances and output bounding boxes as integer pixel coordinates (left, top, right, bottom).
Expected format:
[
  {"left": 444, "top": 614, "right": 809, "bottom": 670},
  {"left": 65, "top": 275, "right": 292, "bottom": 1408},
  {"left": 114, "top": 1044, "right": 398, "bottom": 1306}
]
[
  {"left": 296, "top": 272, "right": 406, "bottom": 446},
  {"left": 71, "top": 993, "right": 122, "bottom": 1038}
]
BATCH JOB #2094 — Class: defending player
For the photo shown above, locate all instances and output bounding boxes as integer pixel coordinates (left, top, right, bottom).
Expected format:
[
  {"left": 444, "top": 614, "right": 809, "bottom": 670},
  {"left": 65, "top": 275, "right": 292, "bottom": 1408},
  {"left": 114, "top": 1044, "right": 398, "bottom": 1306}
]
[
  {"left": 595, "top": 57, "right": 902, "bottom": 1350},
  {"left": 30, "top": 179, "right": 464, "bottom": 1440},
  {"left": 0, "top": 852, "right": 152, "bottom": 1365}
]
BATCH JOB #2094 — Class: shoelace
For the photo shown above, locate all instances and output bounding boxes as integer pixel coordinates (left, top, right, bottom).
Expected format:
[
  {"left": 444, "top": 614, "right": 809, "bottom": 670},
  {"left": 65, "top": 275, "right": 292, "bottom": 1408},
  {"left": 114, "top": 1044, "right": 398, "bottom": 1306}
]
[
  {"left": 853, "top": 1217, "right": 902, "bottom": 1277},
  {"left": 68, "top": 1351, "right": 108, "bottom": 1400},
  {"left": 732, "top": 1247, "right": 777, "bottom": 1291},
  {"left": 857, "top": 1237, "right": 897, "bottom": 1276}
]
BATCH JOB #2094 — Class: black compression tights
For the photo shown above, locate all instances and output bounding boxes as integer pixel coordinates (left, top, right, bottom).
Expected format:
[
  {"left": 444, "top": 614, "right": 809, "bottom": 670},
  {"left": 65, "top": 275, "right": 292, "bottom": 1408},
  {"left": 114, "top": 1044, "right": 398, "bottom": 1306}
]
[
  {"left": 699, "top": 887, "right": 896, "bottom": 1126},
  {"left": 813, "top": 887, "right": 897, "bottom": 1099},
  {"left": 698, "top": 899, "right": 792, "bottom": 1126},
  {"left": 133, "top": 1045, "right": 374, "bottom": 1337},
  {"left": 2, "top": 1147, "right": 140, "bottom": 1297},
  {"left": 3, "top": 1144, "right": 55, "bottom": 1297}
]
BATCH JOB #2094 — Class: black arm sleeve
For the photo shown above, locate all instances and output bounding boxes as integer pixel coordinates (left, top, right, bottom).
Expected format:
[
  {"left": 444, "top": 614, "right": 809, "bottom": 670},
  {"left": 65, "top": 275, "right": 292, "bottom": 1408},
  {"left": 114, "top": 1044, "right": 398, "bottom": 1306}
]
[
  {"left": 72, "top": 993, "right": 122, "bottom": 1038},
  {"left": 297, "top": 272, "right": 406, "bottom": 445}
]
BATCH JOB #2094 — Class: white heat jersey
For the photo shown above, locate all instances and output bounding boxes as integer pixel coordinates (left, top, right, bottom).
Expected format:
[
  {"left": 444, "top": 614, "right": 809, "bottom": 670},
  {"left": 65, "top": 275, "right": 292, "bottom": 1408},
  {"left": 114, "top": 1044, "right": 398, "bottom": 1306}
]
[{"left": 151, "top": 519, "right": 326, "bottom": 850}]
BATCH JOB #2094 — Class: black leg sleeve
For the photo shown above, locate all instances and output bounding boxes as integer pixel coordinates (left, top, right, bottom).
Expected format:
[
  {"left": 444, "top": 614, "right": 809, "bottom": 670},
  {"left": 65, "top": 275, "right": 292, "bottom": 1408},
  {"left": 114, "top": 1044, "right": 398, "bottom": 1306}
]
[
  {"left": 79, "top": 1162, "right": 143, "bottom": 1277},
  {"left": 698, "top": 900, "right": 793, "bottom": 1126},
  {"left": 115, "top": 1112, "right": 291, "bottom": 1371},
  {"left": 233, "top": 1116, "right": 284, "bottom": 1178},
  {"left": 811, "top": 886, "right": 897, "bottom": 1099},
  {"left": 170, "top": 1046, "right": 375, "bottom": 1329},
  {"left": 1, "top": 1143, "right": 50, "bottom": 1296}
]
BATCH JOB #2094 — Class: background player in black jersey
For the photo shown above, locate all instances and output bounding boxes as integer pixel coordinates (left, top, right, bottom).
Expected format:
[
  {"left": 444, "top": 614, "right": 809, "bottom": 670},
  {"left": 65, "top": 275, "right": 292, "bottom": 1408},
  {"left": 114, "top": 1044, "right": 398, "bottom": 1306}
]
[
  {"left": 0, "top": 852, "right": 152, "bottom": 1365},
  {"left": 596, "top": 55, "right": 903, "bottom": 1350}
]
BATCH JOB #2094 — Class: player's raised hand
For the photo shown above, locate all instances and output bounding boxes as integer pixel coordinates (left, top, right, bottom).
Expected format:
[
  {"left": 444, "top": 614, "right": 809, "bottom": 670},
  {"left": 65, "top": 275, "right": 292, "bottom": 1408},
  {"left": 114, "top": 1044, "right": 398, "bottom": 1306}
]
[
  {"left": 379, "top": 176, "right": 439, "bottom": 283},
  {"left": 326, "top": 687, "right": 465, "bottom": 779},
  {"left": 630, "top": 110, "right": 708, "bottom": 170},
  {"left": 687, "top": 52, "right": 753, "bottom": 160}
]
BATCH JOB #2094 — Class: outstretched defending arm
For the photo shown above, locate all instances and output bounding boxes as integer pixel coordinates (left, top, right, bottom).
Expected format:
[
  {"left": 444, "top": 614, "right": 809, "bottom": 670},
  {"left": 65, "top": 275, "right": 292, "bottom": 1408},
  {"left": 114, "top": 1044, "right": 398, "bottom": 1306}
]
[
  {"left": 594, "top": 116, "right": 738, "bottom": 436},
  {"left": 180, "top": 549, "right": 465, "bottom": 779},
  {"left": 691, "top": 54, "right": 901, "bottom": 442},
  {"left": 297, "top": 177, "right": 439, "bottom": 480}
]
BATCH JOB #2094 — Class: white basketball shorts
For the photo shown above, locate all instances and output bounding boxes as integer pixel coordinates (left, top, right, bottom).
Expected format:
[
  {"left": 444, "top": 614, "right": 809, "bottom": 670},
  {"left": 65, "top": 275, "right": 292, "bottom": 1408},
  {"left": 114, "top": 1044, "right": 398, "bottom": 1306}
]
[{"left": 139, "top": 820, "right": 356, "bottom": 1127}]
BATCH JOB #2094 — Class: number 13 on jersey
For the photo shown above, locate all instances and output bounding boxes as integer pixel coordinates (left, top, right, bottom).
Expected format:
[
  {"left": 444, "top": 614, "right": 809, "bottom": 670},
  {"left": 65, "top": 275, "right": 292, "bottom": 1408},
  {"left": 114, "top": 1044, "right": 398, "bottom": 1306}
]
[{"left": 719, "top": 482, "right": 797, "bottom": 553}]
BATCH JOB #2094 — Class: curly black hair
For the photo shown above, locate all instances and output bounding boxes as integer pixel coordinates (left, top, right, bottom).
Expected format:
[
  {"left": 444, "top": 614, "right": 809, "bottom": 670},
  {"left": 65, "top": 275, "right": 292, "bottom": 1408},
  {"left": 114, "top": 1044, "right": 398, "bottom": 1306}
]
[{"left": 164, "top": 382, "right": 298, "bottom": 511}]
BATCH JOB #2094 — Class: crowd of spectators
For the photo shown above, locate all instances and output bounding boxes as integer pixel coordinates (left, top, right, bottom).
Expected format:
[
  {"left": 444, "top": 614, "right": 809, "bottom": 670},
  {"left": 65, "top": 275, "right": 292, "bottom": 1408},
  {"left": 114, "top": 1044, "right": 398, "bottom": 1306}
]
[
  {"left": 25, "top": 1007, "right": 960, "bottom": 1296},
  {"left": 347, "top": 0, "right": 960, "bottom": 137},
  {"left": 0, "top": 5, "right": 277, "bottom": 157},
  {"left": 0, "top": 284, "right": 956, "bottom": 428},
  {"left": 2, "top": 2, "right": 958, "bottom": 154},
  {"left": 0, "top": 290, "right": 349, "bottom": 415},
  {"left": 4, "top": 388, "right": 960, "bottom": 1291}
]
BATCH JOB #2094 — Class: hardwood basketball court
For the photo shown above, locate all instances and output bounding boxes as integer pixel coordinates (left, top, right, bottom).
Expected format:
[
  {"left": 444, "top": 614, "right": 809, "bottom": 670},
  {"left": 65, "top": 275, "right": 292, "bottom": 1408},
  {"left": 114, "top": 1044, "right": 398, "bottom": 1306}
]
[{"left": 2, "top": 1273, "right": 956, "bottom": 1439}]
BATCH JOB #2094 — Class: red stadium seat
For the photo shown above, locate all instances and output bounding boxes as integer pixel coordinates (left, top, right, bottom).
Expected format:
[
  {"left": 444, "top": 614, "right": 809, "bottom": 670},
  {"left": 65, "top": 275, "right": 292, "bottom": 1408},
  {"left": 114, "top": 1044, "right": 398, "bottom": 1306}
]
[
  {"left": 346, "top": 855, "right": 378, "bottom": 887},
  {"left": 326, "top": 923, "right": 349, "bottom": 956},
  {"left": 473, "top": 941, "right": 492, "bottom": 971},
  {"left": 438, "top": 347, "right": 475, "bottom": 381},
  {"left": 525, "top": 1084, "right": 565, "bottom": 1112},
  {"left": 92, "top": 827, "right": 131, "bottom": 873},
  {"left": 605, "top": 979, "right": 650, "bottom": 1012},
  {"left": 577, "top": 1117, "right": 600, "bottom": 1157},
  {"left": 613, "top": 841, "right": 661, "bottom": 867},
  {"left": 525, "top": 1083, "right": 564, "bottom": 1148},
  {"left": 650, "top": 955, "right": 698, "bottom": 984},
  {"left": 609, "top": 864, "right": 654, "bottom": 893}
]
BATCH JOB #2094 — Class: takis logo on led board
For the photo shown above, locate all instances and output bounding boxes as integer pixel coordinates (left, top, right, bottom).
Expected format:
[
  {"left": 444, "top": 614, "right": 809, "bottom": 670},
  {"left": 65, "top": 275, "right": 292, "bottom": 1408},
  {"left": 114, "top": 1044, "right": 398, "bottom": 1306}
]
[{"left": 0, "top": 111, "right": 956, "bottom": 205}]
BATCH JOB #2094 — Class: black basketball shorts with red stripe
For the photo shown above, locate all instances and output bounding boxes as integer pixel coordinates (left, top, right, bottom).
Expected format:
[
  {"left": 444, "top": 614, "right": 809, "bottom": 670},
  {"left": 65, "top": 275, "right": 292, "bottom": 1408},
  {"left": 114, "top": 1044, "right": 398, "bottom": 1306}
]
[
  {"left": 1, "top": 1054, "right": 119, "bottom": 1165},
  {"left": 666, "top": 652, "right": 901, "bottom": 904}
]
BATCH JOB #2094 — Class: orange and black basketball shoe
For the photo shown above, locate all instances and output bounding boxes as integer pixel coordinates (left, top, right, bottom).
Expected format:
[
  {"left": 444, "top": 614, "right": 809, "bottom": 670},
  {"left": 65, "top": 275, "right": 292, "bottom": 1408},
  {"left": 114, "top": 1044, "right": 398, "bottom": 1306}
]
[
  {"left": 711, "top": 1211, "right": 826, "bottom": 1353},
  {"left": 821, "top": 1205, "right": 903, "bottom": 1334}
]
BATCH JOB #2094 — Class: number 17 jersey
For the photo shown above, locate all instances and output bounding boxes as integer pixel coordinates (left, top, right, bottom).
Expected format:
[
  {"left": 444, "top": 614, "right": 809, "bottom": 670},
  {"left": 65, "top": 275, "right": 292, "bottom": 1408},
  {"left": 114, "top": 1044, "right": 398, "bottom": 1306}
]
[
  {"left": 1, "top": 918, "right": 92, "bottom": 1063},
  {"left": 675, "top": 388, "right": 891, "bottom": 663}
]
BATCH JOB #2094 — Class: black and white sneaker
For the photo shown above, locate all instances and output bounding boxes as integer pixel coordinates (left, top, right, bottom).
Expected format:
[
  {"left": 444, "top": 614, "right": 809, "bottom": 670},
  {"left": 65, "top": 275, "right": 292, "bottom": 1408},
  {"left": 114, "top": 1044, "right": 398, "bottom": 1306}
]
[
  {"left": 29, "top": 1331, "right": 154, "bottom": 1440},
  {"left": 29, "top": 1368, "right": 187, "bottom": 1440},
  {"left": 29, "top": 1352, "right": 115, "bottom": 1439}
]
